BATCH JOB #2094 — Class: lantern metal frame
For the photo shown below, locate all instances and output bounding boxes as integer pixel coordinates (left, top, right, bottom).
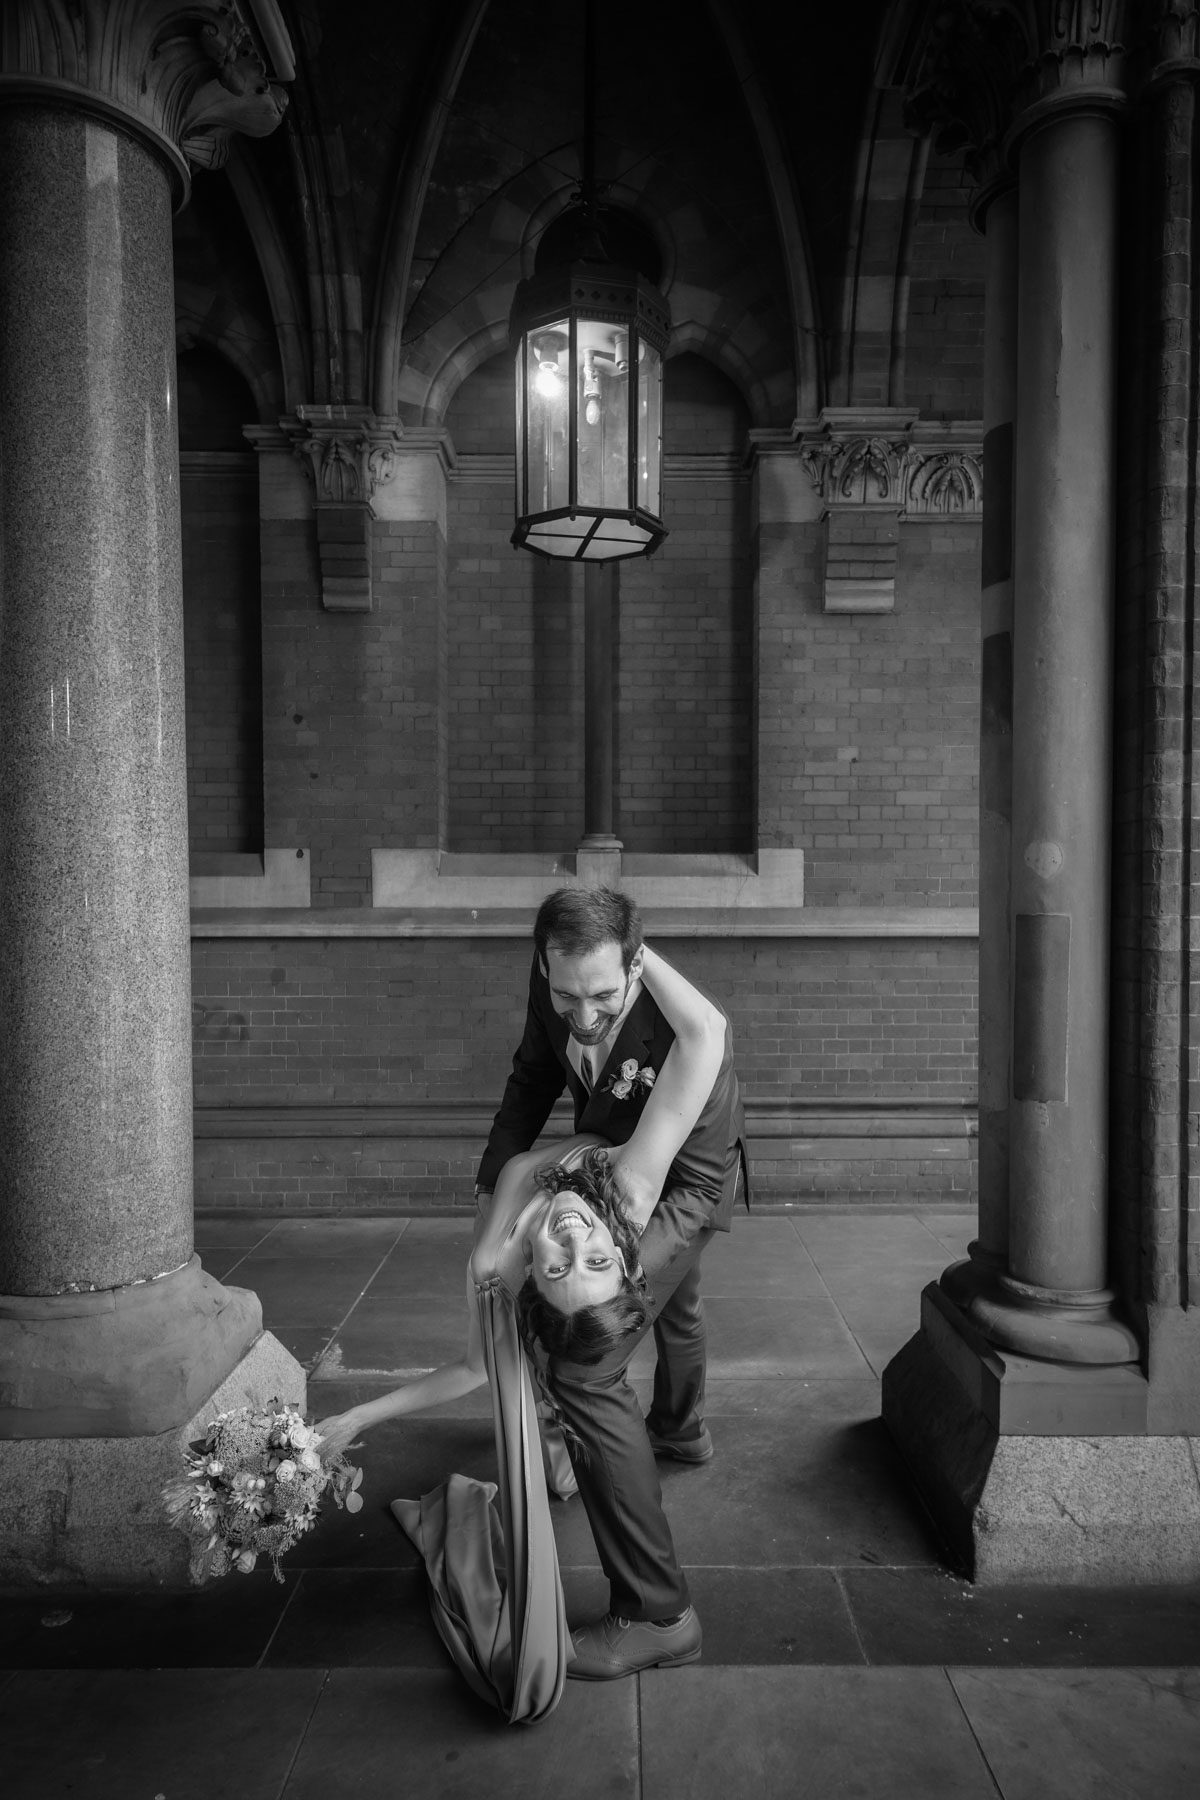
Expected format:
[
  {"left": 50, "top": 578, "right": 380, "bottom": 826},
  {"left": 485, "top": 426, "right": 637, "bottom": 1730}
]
[{"left": 510, "top": 258, "right": 670, "bottom": 562}]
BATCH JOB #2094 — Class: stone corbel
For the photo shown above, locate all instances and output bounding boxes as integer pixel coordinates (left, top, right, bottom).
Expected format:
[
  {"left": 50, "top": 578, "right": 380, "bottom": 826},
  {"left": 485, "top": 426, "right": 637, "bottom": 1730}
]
[
  {"left": 178, "top": 7, "right": 292, "bottom": 170},
  {"left": 282, "top": 406, "right": 405, "bottom": 613},
  {"left": 796, "top": 411, "right": 983, "bottom": 613}
]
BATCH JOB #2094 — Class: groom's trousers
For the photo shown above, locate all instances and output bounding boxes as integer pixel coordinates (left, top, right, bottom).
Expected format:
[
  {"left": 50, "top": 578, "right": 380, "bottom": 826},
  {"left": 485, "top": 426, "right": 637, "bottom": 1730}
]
[{"left": 549, "top": 1205, "right": 718, "bottom": 1622}]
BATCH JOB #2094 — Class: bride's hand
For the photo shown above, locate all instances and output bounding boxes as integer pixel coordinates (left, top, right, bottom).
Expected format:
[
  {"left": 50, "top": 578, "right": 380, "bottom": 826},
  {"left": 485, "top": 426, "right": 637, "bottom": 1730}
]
[{"left": 314, "top": 1409, "right": 366, "bottom": 1458}]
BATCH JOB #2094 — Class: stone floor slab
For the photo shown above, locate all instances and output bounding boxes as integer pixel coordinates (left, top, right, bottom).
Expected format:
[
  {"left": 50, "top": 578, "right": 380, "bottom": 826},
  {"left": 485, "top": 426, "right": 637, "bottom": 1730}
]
[
  {"left": 263, "top": 1568, "right": 445, "bottom": 1666},
  {"left": 648, "top": 1408, "right": 941, "bottom": 1569},
  {"left": 948, "top": 1666, "right": 1200, "bottom": 1800},
  {"left": 0, "top": 1576, "right": 298, "bottom": 1669},
  {"left": 328, "top": 1293, "right": 473, "bottom": 1373},
  {"left": 260, "top": 1218, "right": 410, "bottom": 1259},
  {"left": 629, "top": 1294, "right": 874, "bottom": 1380},
  {"left": 223, "top": 1253, "right": 387, "bottom": 1327},
  {"left": 638, "top": 1665, "right": 999, "bottom": 1799},
  {"left": 698, "top": 1221, "right": 828, "bottom": 1299},
  {"left": 280, "top": 1666, "right": 638, "bottom": 1798},
  {"left": 367, "top": 1218, "right": 478, "bottom": 1298},
  {"left": 0, "top": 1668, "right": 325, "bottom": 1800},
  {"left": 842, "top": 1567, "right": 1200, "bottom": 1665},
  {"left": 793, "top": 1213, "right": 954, "bottom": 1284},
  {"left": 193, "top": 1215, "right": 279, "bottom": 1248}
]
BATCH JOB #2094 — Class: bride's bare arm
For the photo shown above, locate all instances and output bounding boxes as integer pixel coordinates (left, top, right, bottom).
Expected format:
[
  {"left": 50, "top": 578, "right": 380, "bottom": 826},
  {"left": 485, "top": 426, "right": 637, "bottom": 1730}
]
[
  {"left": 315, "top": 1268, "right": 487, "bottom": 1454},
  {"left": 609, "top": 944, "right": 725, "bottom": 1230}
]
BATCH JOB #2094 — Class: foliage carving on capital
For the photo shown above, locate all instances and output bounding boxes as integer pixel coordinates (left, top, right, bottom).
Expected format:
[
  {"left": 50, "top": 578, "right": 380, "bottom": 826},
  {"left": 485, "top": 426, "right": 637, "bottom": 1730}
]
[
  {"left": 0, "top": 1, "right": 293, "bottom": 173},
  {"left": 800, "top": 435, "right": 906, "bottom": 507},
  {"left": 882, "top": 0, "right": 1133, "bottom": 189},
  {"left": 288, "top": 410, "right": 403, "bottom": 508},
  {"left": 905, "top": 447, "right": 984, "bottom": 514},
  {"left": 797, "top": 421, "right": 983, "bottom": 518}
]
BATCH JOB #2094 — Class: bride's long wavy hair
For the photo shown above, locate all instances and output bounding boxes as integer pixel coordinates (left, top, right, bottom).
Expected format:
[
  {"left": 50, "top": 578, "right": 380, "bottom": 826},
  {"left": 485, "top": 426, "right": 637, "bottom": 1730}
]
[{"left": 514, "top": 1147, "right": 650, "bottom": 1367}]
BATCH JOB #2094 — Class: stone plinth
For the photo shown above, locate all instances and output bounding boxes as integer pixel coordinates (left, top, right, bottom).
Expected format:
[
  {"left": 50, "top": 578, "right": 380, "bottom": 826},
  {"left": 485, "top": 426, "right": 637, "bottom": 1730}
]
[
  {"left": 0, "top": 1260, "right": 263, "bottom": 1438},
  {"left": 883, "top": 1288, "right": 1200, "bottom": 1584},
  {"left": 0, "top": 1330, "right": 305, "bottom": 1592}
]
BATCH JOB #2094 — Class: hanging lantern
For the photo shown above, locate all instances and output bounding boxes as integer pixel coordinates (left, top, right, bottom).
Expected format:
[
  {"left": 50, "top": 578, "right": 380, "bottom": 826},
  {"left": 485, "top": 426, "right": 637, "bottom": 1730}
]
[{"left": 511, "top": 260, "right": 670, "bottom": 561}]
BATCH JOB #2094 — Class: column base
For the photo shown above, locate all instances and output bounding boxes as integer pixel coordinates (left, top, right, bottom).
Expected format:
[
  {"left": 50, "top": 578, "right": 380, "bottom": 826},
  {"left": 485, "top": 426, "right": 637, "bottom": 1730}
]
[
  {"left": 964, "top": 1270, "right": 1141, "bottom": 1365},
  {"left": 0, "top": 1257, "right": 263, "bottom": 1437},
  {"left": 0, "top": 1330, "right": 305, "bottom": 1592},
  {"left": 882, "top": 1285, "right": 1200, "bottom": 1583},
  {"left": 575, "top": 839, "right": 623, "bottom": 887},
  {"left": 938, "top": 1243, "right": 1006, "bottom": 1306}
]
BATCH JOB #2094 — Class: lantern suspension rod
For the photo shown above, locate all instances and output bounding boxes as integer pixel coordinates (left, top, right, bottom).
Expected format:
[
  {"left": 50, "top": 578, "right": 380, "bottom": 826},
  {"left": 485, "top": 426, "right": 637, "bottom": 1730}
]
[{"left": 582, "top": 0, "right": 598, "bottom": 219}]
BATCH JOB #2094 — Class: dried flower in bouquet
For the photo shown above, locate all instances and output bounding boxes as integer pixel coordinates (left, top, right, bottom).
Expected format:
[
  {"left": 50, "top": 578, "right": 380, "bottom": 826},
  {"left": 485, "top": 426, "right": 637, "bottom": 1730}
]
[{"left": 163, "top": 1399, "right": 364, "bottom": 1584}]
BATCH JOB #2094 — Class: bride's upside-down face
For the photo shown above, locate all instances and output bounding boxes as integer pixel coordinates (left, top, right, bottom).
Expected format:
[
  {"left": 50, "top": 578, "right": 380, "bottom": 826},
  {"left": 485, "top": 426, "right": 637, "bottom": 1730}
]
[{"left": 525, "top": 1188, "right": 627, "bottom": 1314}]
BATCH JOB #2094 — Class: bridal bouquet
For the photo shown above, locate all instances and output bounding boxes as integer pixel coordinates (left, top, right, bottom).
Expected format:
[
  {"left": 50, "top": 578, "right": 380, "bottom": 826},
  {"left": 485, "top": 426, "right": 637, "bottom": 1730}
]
[{"left": 163, "top": 1400, "right": 364, "bottom": 1584}]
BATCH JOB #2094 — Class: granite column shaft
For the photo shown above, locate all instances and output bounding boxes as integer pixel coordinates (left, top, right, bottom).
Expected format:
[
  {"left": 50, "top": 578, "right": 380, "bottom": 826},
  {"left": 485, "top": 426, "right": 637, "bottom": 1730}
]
[{"left": 0, "top": 107, "right": 192, "bottom": 1295}]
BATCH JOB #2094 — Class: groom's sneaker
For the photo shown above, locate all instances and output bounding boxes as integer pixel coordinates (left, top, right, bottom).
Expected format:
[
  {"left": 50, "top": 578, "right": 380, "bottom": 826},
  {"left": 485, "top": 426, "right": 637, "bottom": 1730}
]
[
  {"left": 646, "top": 1424, "right": 714, "bottom": 1464},
  {"left": 568, "top": 1608, "right": 702, "bottom": 1680}
]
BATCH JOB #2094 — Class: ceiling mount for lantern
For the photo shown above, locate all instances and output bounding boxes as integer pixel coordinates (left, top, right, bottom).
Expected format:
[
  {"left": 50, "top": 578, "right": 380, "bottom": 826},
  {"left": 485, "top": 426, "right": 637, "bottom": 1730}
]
[{"left": 509, "top": 4, "right": 670, "bottom": 563}]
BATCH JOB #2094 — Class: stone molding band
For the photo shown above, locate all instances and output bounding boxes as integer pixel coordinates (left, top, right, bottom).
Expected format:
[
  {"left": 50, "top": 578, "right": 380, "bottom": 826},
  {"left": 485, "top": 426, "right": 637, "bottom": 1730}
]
[{"left": 0, "top": 75, "right": 191, "bottom": 201}]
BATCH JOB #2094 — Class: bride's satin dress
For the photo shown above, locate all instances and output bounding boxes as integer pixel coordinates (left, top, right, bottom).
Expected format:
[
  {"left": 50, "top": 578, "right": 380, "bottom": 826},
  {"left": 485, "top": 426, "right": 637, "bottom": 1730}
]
[{"left": 390, "top": 1276, "right": 573, "bottom": 1724}]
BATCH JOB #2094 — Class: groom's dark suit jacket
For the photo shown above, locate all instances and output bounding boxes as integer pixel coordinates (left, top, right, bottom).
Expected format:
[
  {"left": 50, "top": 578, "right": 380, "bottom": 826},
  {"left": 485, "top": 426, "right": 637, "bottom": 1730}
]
[{"left": 477, "top": 952, "right": 748, "bottom": 1271}]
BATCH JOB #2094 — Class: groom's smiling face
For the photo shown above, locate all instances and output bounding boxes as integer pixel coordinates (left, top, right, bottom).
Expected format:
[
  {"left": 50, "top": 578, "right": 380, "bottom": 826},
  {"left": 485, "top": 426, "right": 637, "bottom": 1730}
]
[{"left": 542, "top": 940, "right": 643, "bottom": 1046}]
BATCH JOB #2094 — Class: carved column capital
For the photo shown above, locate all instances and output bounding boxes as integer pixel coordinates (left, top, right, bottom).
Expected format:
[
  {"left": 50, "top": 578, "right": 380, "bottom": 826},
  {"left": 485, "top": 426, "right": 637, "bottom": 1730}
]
[
  {"left": 285, "top": 406, "right": 406, "bottom": 508},
  {"left": 1139, "top": 0, "right": 1200, "bottom": 89},
  {"left": 796, "top": 412, "right": 984, "bottom": 517},
  {"left": 880, "top": 2, "right": 1133, "bottom": 213},
  {"left": 0, "top": 1, "right": 294, "bottom": 199}
]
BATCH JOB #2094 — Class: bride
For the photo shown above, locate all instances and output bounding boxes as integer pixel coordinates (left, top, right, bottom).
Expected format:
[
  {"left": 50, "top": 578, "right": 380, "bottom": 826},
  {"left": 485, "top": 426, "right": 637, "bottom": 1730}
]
[{"left": 316, "top": 942, "right": 724, "bottom": 1722}]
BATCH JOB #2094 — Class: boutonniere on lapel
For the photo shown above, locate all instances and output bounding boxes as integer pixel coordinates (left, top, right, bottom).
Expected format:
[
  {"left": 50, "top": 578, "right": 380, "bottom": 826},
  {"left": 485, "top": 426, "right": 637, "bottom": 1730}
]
[{"left": 604, "top": 1058, "right": 656, "bottom": 1101}]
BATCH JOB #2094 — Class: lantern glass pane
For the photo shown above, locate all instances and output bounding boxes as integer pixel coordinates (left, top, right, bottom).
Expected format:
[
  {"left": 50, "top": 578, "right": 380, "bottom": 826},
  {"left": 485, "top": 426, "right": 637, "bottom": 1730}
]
[
  {"left": 575, "top": 317, "right": 630, "bottom": 510},
  {"left": 524, "top": 319, "right": 569, "bottom": 514},
  {"left": 637, "top": 339, "right": 663, "bottom": 514}
]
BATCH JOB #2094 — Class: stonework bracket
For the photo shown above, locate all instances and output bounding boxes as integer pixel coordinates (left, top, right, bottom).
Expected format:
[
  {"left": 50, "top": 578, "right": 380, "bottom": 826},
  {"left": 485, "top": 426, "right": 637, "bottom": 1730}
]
[
  {"left": 795, "top": 409, "right": 983, "bottom": 614},
  {"left": 282, "top": 406, "right": 406, "bottom": 613}
]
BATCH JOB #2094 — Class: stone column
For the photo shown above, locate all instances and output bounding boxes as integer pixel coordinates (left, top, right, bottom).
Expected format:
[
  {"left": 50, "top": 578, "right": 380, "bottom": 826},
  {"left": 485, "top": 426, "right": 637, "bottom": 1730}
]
[
  {"left": 881, "top": 2, "right": 1200, "bottom": 1586},
  {"left": 944, "top": 182, "right": 1018, "bottom": 1305},
  {"left": 0, "top": 1, "right": 302, "bottom": 1588},
  {"left": 966, "top": 100, "right": 1137, "bottom": 1365}
]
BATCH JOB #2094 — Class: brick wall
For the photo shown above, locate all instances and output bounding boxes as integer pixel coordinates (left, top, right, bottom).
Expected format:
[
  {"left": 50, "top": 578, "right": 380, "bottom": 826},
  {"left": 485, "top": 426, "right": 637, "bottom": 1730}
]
[
  {"left": 904, "top": 150, "right": 987, "bottom": 420},
  {"left": 181, "top": 460, "right": 264, "bottom": 853},
  {"left": 618, "top": 472, "right": 753, "bottom": 851},
  {"left": 444, "top": 351, "right": 753, "bottom": 852},
  {"left": 446, "top": 480, "right": 585, "bottom": 850},
  {"left": 260, "top": 513, "right": 447, "bottom": 904},
  {"left": 192, "top": 933, "right": 977, "bottom": 1209},
  {"left": 757, "top": 515, "right": 980, "bottom": 905}
]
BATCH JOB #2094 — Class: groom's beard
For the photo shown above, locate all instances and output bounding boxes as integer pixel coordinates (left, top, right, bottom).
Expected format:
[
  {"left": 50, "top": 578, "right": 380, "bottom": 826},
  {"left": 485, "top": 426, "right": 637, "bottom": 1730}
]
[{"left": 565, "top": 976, "right": 633, "bottom": 1045}]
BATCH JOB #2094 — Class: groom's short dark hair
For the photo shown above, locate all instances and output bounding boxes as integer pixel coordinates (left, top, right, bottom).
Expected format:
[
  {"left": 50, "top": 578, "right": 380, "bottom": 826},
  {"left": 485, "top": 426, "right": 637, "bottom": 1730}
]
[{"left": 534, "top": 886, "right": 643, "bottom": 972}]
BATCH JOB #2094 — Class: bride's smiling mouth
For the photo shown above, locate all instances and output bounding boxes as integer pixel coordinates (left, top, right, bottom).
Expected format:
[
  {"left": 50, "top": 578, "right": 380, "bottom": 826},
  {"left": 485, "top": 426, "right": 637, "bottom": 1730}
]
[{"left": 550, "top": 1207, "right": 590, "bottom": 1236}]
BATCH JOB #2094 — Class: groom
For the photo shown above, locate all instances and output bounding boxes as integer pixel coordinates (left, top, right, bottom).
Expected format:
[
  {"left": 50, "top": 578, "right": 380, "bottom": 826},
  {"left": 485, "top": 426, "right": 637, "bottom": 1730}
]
[{"left": 476, "top": 886, "right": 747, "bottom": 1679}]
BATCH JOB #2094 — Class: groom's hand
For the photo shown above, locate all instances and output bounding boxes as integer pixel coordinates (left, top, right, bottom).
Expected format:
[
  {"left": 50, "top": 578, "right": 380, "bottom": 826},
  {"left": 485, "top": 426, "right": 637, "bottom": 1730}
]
[{"left": 608, "top": 1161, "right": 658, "bottom": 1236}]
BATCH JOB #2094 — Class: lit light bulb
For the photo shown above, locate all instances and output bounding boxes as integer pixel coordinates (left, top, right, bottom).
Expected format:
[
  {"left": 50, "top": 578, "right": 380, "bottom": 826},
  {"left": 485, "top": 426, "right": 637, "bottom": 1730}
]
[
  {"left": 582, "top": 351, "right": 601, "bottom": 426},
  {"left": 536, "top": 360, "right": 561, "bottom": 398}
]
